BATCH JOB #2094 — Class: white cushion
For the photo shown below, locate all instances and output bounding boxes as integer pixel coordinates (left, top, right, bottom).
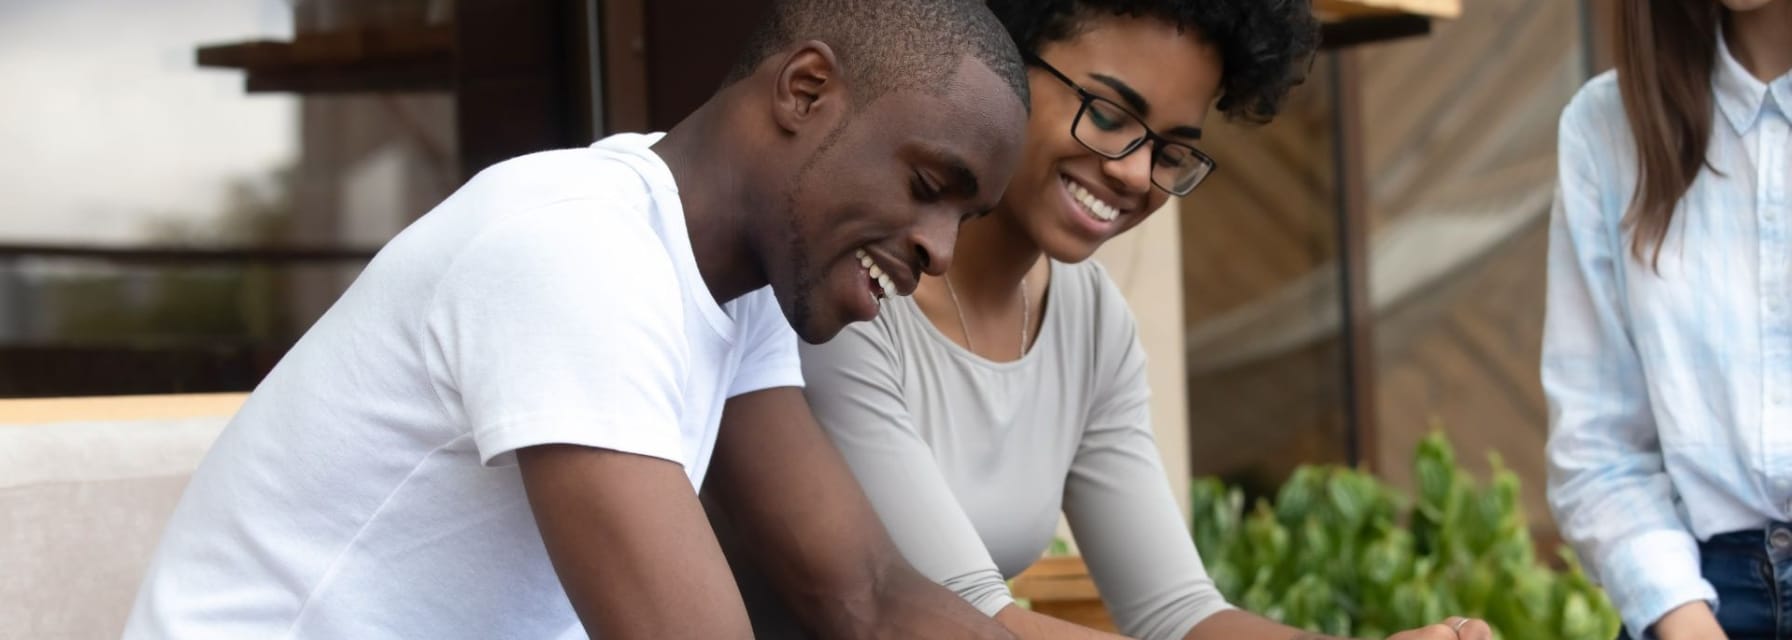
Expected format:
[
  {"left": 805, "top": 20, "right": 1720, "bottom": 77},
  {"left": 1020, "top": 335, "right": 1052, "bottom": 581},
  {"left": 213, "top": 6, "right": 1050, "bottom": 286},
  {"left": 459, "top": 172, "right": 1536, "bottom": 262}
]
[{"left": 1, "top": 404, "right": 231, "bottom": 639}]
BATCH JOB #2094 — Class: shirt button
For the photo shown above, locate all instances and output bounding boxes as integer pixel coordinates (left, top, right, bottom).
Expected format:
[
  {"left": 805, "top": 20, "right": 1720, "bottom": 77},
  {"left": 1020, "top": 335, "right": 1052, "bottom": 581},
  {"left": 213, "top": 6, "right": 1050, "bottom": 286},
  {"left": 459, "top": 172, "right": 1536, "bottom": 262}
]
[{"left": 1775, "top": 529, "right": 1792, "bottom": 550}]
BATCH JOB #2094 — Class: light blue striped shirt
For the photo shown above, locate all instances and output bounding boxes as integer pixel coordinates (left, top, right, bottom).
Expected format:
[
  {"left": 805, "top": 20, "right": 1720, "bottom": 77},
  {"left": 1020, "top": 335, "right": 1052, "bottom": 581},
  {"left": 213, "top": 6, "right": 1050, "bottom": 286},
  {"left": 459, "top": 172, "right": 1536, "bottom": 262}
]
[{"left": 1545, "top": 30, "right": 1792, "bottom": 637}]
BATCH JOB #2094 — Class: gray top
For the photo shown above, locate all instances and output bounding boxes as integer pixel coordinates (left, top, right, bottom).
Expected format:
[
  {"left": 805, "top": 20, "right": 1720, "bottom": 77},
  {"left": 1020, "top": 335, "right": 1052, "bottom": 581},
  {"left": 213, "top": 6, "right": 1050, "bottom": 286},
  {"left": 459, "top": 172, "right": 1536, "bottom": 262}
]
[{"left": 713, "top": 260, "right": 1231, "bottom": 640}]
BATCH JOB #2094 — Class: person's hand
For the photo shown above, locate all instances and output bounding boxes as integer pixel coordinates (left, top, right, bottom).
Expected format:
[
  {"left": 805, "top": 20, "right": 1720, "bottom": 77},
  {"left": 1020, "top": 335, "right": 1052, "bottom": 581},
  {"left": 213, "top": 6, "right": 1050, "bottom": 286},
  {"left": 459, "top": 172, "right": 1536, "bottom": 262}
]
[
  {"left": 1654, "top": 601, "right": 1728, "bottom": 640},
  {"left": 1384, "top": 617, "right": 1493, "bottom": 640}
]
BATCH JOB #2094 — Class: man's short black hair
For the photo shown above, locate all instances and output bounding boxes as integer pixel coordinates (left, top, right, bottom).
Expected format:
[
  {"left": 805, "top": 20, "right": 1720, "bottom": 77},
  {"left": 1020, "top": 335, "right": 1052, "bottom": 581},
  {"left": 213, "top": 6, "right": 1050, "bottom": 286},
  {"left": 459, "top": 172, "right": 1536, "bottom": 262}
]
[
  {"left": 725, "top": 0, "right": 1030, "bottom": 110},
  {"left": 989, "top": 0, "right": 1319, "bottom": 124}
]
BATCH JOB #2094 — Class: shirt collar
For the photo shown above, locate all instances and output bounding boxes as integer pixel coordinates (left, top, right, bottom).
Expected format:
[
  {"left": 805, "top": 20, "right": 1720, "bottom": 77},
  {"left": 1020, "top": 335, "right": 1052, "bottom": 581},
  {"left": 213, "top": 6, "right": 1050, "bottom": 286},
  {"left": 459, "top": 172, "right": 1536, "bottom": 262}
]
[
  {"left": 1773, "top": 70, "right": 1792, "bottom": 125},
  {"left": 1713, "top": 26, "right": 1778, "bottom": 135}
]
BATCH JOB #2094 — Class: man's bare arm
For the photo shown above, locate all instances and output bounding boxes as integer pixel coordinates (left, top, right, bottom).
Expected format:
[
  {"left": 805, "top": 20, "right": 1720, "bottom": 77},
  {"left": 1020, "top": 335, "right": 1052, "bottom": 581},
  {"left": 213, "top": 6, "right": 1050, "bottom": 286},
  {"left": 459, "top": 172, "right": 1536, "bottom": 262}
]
[
  {"left": 707, "top": 387, "right": 1014, "bottom": 639},
  {"left": 519, "top": 445, "right": 753, "bottom": 640}
]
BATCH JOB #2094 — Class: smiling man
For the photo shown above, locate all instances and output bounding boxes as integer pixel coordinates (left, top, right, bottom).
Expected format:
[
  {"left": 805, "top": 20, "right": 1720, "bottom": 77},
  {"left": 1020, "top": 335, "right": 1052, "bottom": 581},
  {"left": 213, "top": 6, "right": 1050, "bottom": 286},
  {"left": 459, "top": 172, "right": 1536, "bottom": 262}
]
[{"left": 121, "top": 0, "right": 1028, "bottom": 638}]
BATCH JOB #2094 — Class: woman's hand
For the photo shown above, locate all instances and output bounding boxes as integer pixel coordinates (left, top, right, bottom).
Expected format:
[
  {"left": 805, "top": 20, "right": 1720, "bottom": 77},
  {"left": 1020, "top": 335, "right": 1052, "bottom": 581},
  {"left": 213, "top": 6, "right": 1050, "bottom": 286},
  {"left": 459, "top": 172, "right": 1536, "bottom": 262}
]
[
  {"left": 1382, "top": 617, "right": 1493, "bottom": 640},
  {"left": 1654, "top": 602, "right": 1728, "bottom": 640}
]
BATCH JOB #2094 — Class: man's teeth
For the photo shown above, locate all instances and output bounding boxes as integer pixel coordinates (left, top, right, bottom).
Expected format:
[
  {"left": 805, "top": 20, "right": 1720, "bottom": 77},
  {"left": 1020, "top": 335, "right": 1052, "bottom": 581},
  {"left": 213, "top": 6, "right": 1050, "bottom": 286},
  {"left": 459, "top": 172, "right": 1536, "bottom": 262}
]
[
  {"left": 855, "top": 248, "right": 895, "bottom": 300},
  {"left": 1067, "top": 179, "right": 1120, "bottom": 222}
]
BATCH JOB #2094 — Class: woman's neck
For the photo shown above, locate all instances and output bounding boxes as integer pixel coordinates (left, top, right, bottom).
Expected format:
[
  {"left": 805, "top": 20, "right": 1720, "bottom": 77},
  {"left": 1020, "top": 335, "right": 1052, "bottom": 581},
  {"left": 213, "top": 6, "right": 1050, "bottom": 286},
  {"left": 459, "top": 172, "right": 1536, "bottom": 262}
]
[
  {"left": 942, "top": 209, "right": 1044, "bottom": 306},
  {"left": 1726, "top": 1, "right": 1792, "bottom": 82}
]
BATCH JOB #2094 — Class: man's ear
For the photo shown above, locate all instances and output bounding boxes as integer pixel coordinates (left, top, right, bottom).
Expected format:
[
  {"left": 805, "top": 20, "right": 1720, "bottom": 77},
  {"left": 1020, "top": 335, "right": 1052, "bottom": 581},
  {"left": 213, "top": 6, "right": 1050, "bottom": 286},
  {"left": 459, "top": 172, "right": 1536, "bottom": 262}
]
[{"left": 770, "top": 40, "right": 845, "bottom": 135}]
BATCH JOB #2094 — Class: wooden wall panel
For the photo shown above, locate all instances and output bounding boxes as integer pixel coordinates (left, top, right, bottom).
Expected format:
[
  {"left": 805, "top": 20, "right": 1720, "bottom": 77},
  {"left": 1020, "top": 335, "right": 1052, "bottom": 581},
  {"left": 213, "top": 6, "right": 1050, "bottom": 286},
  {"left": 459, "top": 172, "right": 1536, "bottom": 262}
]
[{"left": 1181, "top": 0, "right": 1585, "bottom": 538}]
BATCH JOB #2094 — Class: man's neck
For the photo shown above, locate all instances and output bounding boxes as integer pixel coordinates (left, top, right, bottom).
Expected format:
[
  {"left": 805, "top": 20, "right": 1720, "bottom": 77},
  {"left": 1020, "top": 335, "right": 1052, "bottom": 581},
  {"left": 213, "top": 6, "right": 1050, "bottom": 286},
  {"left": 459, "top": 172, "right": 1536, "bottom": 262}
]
[
  {"left": 653, "top": 102, "right": 768, "bottom": 305},
  {"left": 1726, "top": 1, "right": 1792, "bottom": 83}
]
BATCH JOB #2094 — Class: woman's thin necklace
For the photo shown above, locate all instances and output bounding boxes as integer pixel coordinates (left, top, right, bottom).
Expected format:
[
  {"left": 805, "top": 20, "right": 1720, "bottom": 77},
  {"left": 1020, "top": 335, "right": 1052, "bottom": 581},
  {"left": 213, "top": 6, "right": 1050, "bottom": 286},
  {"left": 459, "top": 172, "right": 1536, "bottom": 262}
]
[{"left": 944, "top": 274, "right": 1028, "bottom": 356}]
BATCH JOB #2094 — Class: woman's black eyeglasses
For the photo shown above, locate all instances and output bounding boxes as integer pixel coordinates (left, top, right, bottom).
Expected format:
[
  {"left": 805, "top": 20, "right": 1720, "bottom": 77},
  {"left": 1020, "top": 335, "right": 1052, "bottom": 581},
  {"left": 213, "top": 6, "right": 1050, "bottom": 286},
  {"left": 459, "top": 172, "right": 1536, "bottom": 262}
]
[{"left": 1025, "top": 53, "right": 1217, "bottom": 197}]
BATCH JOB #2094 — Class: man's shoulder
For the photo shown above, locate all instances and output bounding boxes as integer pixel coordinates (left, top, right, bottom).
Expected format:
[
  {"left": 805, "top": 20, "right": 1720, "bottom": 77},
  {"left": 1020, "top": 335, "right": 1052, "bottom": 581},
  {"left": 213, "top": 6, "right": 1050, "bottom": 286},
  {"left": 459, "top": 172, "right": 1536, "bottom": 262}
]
[
  {"left": 466, "top": 147, "right": 657, "bottom": 210},
  {"left": 469, "top": 132, "right": 671, "bottom": 204},
  {"left": 727, "top": 286, "right": 797, "bottom": 339},
  {"left": 428, "top": 191, "right": 684, "bottom": 330}
]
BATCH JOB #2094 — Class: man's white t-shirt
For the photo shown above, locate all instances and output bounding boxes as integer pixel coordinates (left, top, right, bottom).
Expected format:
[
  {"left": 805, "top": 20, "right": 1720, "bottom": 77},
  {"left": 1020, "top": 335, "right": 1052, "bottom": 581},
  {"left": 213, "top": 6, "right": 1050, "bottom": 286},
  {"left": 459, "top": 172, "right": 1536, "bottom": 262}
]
[{"left": 123, "top": 133, "right": 803, "bottom": 639}]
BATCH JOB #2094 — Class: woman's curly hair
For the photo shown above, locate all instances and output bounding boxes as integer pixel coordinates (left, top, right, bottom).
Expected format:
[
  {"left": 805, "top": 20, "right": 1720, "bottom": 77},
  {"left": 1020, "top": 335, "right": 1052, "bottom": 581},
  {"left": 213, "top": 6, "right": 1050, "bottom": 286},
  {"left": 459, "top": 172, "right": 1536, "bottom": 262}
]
[{"left": 988, "top": 0, "right": 1320, "bottom": 124}]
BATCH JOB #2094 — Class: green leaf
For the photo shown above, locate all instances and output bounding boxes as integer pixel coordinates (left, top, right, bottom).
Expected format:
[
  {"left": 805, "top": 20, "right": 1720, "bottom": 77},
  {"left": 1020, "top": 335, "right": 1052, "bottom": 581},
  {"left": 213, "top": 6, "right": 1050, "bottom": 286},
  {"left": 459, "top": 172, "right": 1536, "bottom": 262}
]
[
  {"left": 1296, "top": 516, "right": 1335, "bottom": 578},
  {"left": 1415, "top": 432, "right": 1458, "bottom": 514},
  {"left": 1242, "top": 567, "right": 1277, "bottom": 614},
  {"left": 1389, "top": 581, "right": 1429, "bottom": 631},
  {"left": 1276, "top": 466, "right": 1325, "bottom": 528},
  {"left": 1194, "top": 483, "right": 1245, "bottom": 567},
  {"left": 1513, "top": 566, "right": 1555, "bottom": 630},
  {"left": 1320, "top": 609, "right": 1353, "bottom": 638},
  {"left": 1560, "top": 591, "right": 1598, "bottom": 639},
  {"left": 1244, "top": 501, "right": 1290, "bottom": 583},
  {"left": 1326, "top": 468, "right": 1376, "bottom": 533},
  {"left": 1359, "top": 529, "right": 1414, "bottom": 587},
  {"left": 1210, "top": 557, "right": 1244, "bottom": 602}
]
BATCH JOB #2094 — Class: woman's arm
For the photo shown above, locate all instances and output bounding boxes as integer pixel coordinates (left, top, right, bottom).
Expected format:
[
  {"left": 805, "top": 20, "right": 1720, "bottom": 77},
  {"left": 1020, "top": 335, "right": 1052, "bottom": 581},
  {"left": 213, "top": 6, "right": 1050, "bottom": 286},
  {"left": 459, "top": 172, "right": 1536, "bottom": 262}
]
[
  {"left": 780, "top": 322, "right": 1031, "bottom": 624},
  {"left": 1062, "top": 276, "right": 1230, "bottom": 640},
  {"left": 1542, "top": 84, "right": 1715, "bottom": 638},
  {"left": 1070, "top": 272, "right": 1489, "bottom": 640}
]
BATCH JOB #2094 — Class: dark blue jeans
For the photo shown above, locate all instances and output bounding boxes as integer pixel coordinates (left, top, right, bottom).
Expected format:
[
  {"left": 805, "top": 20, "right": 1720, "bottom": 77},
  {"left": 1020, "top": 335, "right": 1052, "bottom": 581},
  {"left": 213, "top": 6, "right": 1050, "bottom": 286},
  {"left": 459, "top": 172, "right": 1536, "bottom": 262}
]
[{"left": 1619, "top": 523, "right": 1792, "bottom": 639}]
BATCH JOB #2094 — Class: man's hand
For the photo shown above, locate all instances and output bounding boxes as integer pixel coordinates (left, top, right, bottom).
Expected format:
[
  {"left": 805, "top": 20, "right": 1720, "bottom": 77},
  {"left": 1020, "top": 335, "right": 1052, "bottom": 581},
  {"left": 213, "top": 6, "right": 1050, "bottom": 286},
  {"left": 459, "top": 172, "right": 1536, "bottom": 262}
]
[
  {"left": 706, "top": 387, "right": 1013, "bottom": 639},
  {"left": 518, "top": 445, "right": 752, "bottom": 640},
  {"left": 1654, "top": 601, "right": 1727, "bottom": 640}
]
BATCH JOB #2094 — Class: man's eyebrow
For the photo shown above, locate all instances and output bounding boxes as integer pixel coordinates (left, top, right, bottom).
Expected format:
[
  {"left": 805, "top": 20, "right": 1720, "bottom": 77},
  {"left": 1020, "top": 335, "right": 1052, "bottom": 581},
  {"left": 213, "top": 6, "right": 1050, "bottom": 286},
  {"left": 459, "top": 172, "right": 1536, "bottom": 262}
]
[{"left": 919, "top": 147, "right": 980, "bottom": 198}]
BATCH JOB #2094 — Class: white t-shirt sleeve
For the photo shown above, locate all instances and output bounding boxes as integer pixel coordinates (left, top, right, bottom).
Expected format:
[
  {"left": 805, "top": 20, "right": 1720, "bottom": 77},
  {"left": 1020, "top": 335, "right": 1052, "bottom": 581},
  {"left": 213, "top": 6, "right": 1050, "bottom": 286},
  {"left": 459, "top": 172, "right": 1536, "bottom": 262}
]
[
  {"left": 425, "top": 199, "right": 690, "bottom": 468},
  {"left": 726, "top": 288, "right": 803, "bottom": 398}
]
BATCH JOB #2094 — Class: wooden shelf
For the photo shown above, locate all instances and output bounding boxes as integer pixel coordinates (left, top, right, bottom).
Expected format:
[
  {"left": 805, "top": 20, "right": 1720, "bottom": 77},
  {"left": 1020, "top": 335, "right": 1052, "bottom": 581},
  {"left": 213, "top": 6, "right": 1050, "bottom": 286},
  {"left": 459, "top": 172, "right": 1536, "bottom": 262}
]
[
  {"left": 196, "top": 25, "right": 454, "bottom": 94},
  {"left": 1321, "top": 12, "right": 1435, "bottom": 50},
  {"left": 1316, "top": 0, "right": 1458, "bottom": 50},
  {"left": 1317, "top": 0, "right": 1461, "bottom": 19}
]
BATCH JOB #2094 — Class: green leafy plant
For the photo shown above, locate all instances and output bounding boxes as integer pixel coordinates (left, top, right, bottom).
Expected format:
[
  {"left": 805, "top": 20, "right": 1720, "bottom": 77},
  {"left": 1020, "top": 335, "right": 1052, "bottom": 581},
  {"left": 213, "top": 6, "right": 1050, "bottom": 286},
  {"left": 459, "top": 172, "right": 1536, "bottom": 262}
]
[{"left": 1190, "top": 432, "right": 1620, "bottom": 639}]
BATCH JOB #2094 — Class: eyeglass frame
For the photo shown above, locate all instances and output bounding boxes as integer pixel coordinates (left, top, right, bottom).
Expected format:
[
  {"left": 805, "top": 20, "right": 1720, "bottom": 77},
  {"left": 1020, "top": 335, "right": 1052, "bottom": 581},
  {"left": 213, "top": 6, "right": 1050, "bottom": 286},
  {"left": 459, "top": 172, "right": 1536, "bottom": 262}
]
[{"left": 1023, "top": 52, "right": 1218, "bottom": 197}]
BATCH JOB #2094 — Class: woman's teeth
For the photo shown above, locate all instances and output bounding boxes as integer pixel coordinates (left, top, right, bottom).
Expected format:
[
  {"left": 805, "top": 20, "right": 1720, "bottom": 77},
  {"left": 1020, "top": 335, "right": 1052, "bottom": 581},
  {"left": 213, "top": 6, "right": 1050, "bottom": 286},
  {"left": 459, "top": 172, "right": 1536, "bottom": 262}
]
[
  {"left": 856, "top": 248, "right": 894, "bottom": 301},
  {"left": 1066, "top": 179, "right": 1120, "bottom": 222}
]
